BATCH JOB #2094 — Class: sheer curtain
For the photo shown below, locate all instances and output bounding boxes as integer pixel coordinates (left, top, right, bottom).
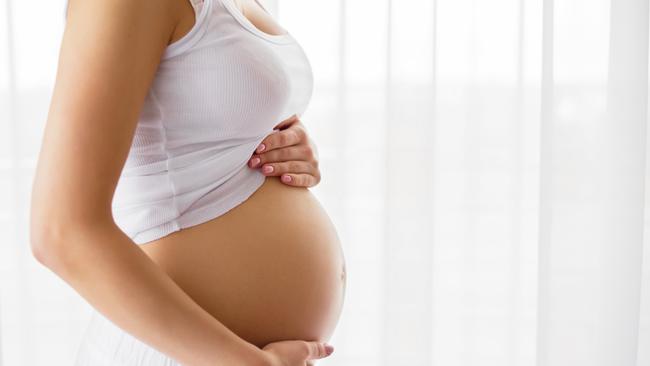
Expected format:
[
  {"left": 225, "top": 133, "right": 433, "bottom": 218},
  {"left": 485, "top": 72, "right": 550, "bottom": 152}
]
[{"left": 1, "top": 0, "right": 649, "bottom": 365}]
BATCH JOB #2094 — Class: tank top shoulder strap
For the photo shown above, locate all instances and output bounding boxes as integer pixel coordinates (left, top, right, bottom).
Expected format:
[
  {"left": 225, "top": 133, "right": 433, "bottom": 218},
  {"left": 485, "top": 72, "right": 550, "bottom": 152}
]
[
  {"left": 163, "top": 0, "right": 214, "bottom": 59},
  {"left": 185, "top": 0, "right": 212, "bottom": 20},
  {"left": 188, "top": 0, "right": 206, "bottom": 11}
]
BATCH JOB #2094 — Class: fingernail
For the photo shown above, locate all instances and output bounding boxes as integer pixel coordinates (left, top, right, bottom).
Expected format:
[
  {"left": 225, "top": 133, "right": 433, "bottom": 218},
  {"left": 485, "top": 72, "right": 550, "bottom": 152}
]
[
  {"left": 281, "top": 175, "right": 292, "bottom": 183},
  {"left": 257, "top": 143, "right": 266, "bottom": 153},
  {"left": 324, "top": 344, "right": 334, "bottom": 355},
  {"left": 250, "top": 157, "right": 260, "bottom": 167},
  {"left": 263, "top": 165, "right": 273, "bottom": 174}
]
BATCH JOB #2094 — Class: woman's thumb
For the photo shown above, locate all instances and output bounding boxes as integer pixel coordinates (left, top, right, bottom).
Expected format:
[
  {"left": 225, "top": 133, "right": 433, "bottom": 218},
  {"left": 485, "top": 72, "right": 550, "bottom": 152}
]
[{"left": 304, "top": 341, "right": 335, "bottom": 360}]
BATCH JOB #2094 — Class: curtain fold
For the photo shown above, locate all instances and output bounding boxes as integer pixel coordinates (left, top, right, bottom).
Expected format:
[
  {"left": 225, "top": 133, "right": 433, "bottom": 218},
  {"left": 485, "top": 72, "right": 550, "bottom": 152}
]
[
  {"left": 1, "top": 0, "right": 649, "bottom": 365},
  {"left": 537, "top": 0, "right": 649, "bottom": 365}
]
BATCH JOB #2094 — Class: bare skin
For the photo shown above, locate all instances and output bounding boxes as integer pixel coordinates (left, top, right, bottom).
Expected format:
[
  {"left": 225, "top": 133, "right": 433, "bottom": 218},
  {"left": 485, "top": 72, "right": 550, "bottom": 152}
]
[
  {"left": 140, "top": 175, "right": 347, "bottom": 348},
  {"left": 150, "top": 0, "right": 347, "bottom": 352},
  {"left": 31, "top": 0, "right": 342, "bottom": 365}
]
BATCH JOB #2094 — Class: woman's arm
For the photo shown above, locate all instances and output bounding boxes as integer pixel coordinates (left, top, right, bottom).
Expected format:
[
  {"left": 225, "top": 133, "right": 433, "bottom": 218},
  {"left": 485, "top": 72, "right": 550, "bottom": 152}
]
[{"left": 30, "top": 0, "right": 266, "bottom": 365}]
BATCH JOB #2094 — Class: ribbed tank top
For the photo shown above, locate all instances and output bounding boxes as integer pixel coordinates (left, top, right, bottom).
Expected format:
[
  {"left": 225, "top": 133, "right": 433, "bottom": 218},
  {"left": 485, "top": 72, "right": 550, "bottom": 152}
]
[{"left": 64, "top": 0, "right": 314, "bottom": 244}]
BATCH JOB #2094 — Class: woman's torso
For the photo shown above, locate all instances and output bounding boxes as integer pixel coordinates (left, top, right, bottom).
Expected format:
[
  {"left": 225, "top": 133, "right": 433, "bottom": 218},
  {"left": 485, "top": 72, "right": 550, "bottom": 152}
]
[
  {"left": 140, "top": 176, "right": 346, "bottom": 348},
  {"left": 119, "top": 0, "right": 347, "bottom": 348}
]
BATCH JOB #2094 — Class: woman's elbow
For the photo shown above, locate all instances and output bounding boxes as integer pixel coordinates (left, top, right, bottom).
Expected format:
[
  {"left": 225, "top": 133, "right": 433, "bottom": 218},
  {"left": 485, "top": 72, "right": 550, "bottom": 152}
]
[
  {"left": 30, "top": 208, "right": 116, "bottom": 272},
  {"left": 30, "top": 218, "right": 74, "bottom": 270},
  {"left": 29, "top": 192, "right": 115, "bottom": 271},
  {"left": 29, "top": 208, "right": 103, "bottom": 274}
]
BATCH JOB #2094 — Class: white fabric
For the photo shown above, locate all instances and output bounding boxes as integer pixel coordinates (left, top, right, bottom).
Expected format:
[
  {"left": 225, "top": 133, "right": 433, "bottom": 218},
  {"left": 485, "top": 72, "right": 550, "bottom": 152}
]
[
  {"left": 95, "top": 0, "right": 313, "bottom": 244},
  {"left": 2, "top": 0, "right": 650, "bottom": 365},
  {"left": 73, "top": 309, "right": 180, "bottom": 366}
]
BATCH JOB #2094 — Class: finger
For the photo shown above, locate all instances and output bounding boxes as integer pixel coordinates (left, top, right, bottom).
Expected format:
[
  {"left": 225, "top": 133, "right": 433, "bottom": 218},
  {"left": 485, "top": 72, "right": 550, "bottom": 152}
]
[
  {"left": 273, "top": 113, "right": 299, "bottom": 130},
  {"left": 304, "top": 341, "right": 334, "bottom": 360},
  {"left": 260, "top": 160, "right": 314, "bottom": 176},
  {"left": 255, "top": 126, "right": 306, "bottom": 154},
  {"left": 280, "top": 173, "right": 320, "bottom": 188},
  {"left": 252, "top": 144, "right": 316, "bottom": 167},
  {"left": 252, "top": 129, "right": 280, "bottom": 156},
  {"left": 249, "top": 130, "right": 280, "bottom": 160}
]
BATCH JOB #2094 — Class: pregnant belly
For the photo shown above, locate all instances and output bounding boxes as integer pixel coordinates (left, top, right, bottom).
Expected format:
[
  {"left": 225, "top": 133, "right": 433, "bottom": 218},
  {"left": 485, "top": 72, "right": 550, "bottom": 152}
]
[{"left": 138, "top": 175, "right": 347, "bottom": 349}]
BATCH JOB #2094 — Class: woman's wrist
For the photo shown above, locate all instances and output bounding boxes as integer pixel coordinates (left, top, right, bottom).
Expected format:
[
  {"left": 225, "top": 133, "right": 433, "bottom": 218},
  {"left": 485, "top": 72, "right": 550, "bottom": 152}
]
[{"left": 226, "top": 338, "right": 270, "bottom": 366}]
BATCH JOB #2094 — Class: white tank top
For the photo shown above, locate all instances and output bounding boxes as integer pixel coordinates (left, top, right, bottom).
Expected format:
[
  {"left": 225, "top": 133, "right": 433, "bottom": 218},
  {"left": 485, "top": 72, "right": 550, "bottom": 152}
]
[{"left": 64, "top": 0, "right": 314, "bottom": 244}]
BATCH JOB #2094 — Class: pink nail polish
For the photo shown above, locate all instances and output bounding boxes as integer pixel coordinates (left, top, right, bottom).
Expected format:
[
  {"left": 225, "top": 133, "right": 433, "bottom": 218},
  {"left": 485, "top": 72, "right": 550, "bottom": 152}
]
[
  {"left": 257, "top": 143, "right": 266, "bottom": 152},
  {"left": 282, "top": 175, "right": 292, "bottom": 182},
  {"left": 251, "top": 157, "right": 260, "bottom": 167},
  {"left": 263, "top": 165, "right": 273, "bottom": 173},
  {"left": 324, "top": 344, "right": 334, "bottom": 355}
]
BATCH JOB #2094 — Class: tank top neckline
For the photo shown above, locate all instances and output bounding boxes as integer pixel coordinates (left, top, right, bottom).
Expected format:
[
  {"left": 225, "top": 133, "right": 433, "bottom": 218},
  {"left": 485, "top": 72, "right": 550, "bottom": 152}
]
[
  {"left": 163, "top": 0, "right": 296, "bottom": 59},
  {"left": 219, "top": 0, "right": 296, "bottom": 45}
]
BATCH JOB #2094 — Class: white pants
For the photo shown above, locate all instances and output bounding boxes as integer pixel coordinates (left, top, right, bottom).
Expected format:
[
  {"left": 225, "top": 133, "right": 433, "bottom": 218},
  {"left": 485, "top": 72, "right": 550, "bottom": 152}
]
[{"left": 74, "top": 309, "right": 181, "bottom": 366}]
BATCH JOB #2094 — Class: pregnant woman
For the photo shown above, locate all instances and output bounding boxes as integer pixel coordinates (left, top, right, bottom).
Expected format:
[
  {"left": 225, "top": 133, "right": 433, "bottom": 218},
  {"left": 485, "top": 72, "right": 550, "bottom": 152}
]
[{"left": 29, "top": 0, "right": 346, "bottom": 365}]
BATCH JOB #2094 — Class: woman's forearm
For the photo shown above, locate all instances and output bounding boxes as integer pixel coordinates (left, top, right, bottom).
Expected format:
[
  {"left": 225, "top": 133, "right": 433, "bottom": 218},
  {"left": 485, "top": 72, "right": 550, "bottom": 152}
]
[{"left": 32, "top": 220, "right": 267, "bottom": 366}]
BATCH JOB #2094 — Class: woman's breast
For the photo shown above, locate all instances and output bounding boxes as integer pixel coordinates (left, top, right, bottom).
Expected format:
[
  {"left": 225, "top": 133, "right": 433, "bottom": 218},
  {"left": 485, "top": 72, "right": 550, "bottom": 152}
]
[
  {"left": 138, "top": 175, "right": 347, "bottom": 348},
  {"left": 153, "top": 39, "right": 313, "bottom": 139}
]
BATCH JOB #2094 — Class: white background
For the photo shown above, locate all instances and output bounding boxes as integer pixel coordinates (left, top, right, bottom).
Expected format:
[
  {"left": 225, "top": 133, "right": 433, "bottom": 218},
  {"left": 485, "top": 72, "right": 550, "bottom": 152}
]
[{"left": 2, "top": 0, "right": 650, "bottom": 365}]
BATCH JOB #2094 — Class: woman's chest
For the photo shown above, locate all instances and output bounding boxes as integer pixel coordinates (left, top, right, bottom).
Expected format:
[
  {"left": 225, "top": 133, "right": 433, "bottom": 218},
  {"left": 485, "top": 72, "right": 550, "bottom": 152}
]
[{"left": 152, "top": 34, "right": 313, "bottom": 139}]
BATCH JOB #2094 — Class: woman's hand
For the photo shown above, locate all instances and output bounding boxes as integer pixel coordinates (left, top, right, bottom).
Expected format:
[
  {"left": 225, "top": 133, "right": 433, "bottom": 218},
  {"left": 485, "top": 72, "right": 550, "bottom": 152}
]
[
  {"left": 259, "top": 339, "right": 334, "bottom": 366},
  {"left": 248, "top": 114, "right": 321, "bottom": 188}
]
